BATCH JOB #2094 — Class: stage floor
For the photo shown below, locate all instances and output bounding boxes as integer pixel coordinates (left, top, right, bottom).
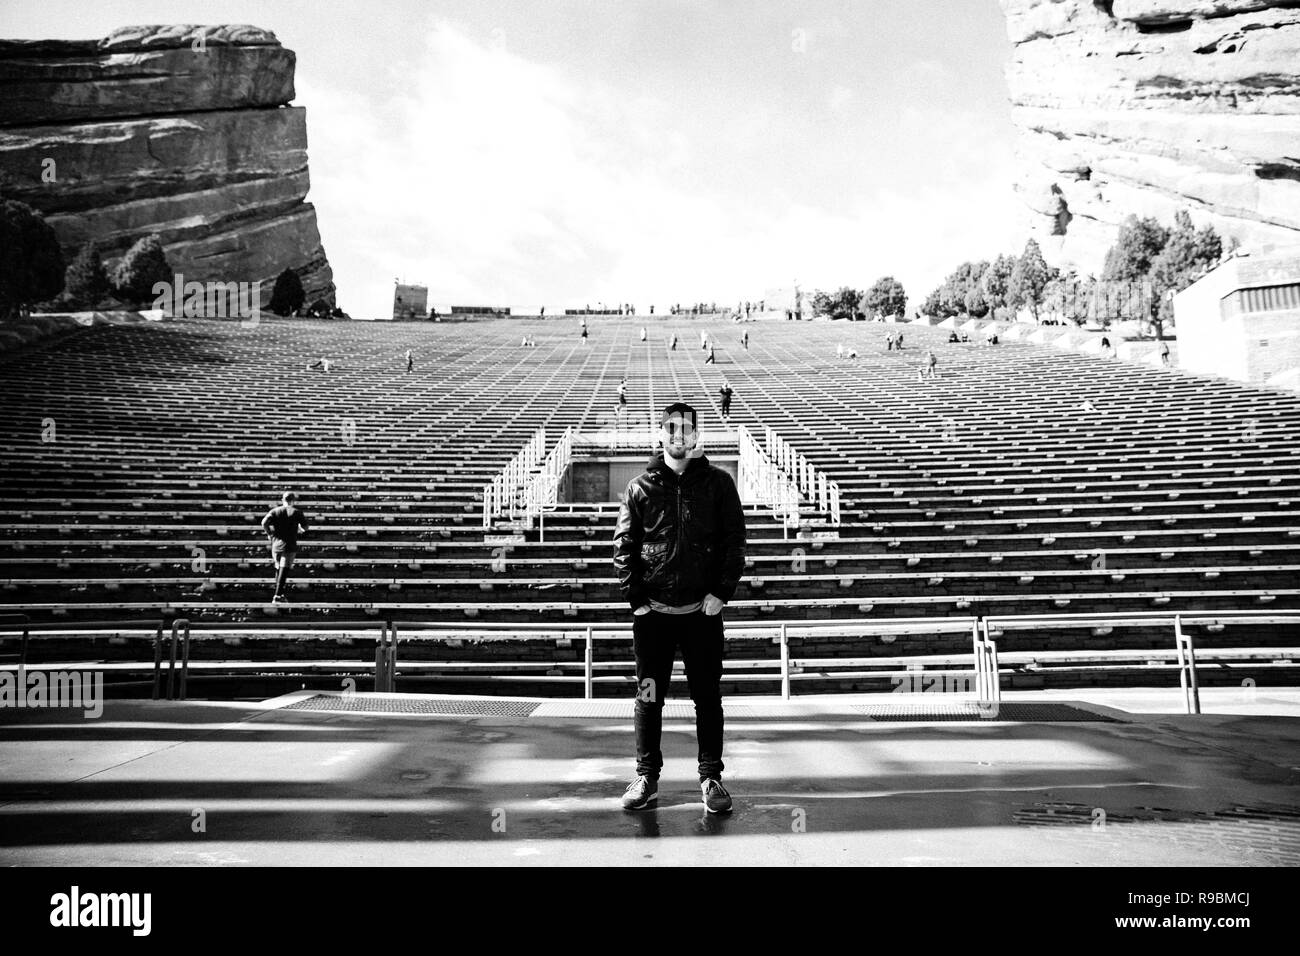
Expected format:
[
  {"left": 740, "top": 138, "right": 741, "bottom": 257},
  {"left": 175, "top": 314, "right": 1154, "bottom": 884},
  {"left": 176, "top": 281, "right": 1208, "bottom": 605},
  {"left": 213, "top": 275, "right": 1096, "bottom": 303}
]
[{"left": 2, "top": 688, "right": 1298, "bottom": 866}]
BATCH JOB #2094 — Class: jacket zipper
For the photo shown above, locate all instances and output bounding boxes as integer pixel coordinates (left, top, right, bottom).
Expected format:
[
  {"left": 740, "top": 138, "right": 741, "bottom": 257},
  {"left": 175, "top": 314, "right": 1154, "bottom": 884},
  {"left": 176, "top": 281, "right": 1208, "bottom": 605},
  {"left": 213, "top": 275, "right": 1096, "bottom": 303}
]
[{"left": 675, "top": 478, "right": 682, "bottom": 594}]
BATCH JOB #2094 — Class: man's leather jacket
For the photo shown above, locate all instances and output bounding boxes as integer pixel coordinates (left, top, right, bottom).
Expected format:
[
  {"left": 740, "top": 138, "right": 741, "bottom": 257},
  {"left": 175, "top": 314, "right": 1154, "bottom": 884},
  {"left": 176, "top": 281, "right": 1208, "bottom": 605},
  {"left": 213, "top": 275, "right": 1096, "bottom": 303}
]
[{"left": 613, "top": 452, "right": 747, "bottom": 610}]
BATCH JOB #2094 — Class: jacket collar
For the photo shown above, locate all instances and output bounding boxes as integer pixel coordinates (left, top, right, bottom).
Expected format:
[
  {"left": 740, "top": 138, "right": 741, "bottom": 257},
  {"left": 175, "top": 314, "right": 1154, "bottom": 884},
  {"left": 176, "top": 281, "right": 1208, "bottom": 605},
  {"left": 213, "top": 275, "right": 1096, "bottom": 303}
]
[{"left": 646, "top": 450, "right": 710, "bottom": 483}]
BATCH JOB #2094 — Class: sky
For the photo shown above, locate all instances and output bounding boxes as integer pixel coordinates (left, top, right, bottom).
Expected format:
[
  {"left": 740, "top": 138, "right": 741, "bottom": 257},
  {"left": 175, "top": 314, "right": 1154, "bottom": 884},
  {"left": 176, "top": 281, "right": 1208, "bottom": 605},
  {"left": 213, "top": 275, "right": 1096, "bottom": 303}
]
[{"left": 4, "top": 0, "right": 1024, "bottom": 318}]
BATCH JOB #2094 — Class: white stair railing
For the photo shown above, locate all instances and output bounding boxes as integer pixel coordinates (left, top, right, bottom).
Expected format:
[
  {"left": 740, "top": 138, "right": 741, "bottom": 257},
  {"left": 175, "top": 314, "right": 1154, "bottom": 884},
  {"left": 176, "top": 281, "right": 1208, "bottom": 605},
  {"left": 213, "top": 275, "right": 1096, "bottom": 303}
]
[
  {"left": 747, "top": 425, "right": 841, "bottom": 528},
  {"left": 737, "top": 425, "right": 803, "bottom": 538},
  {"left": 522, "top": 426, "right": 574, "bottom": 541},
  {"left": 482, "top": 427, "right": 548, "bottom": 528}
]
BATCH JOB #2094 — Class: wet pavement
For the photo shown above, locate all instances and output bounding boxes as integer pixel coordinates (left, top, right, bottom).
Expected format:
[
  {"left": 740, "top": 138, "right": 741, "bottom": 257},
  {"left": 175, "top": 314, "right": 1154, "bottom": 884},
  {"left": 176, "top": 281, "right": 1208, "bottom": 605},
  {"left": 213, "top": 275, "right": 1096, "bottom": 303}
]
[{"left": 1, "top": 688, "right": 1298, "bottom": 866}]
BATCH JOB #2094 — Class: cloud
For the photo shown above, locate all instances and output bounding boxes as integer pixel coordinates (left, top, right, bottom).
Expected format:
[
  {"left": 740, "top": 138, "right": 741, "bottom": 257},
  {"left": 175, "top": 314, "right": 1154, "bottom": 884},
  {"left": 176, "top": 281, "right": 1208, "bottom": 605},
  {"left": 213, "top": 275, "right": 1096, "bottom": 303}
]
[{"left": 301, "top": 22, "right": 1021, "bottom": 318}]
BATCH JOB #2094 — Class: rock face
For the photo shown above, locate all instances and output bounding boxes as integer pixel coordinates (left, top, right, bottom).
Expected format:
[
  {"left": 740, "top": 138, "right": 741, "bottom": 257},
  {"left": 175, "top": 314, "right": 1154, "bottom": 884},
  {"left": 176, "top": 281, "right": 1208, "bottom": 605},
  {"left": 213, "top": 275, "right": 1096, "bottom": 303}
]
[
  {"left": 999, "top": 0, "right": 1300, "bottom": 275},
  {"left": 0, "top": 25, "right": 334, "bottom": 308}
]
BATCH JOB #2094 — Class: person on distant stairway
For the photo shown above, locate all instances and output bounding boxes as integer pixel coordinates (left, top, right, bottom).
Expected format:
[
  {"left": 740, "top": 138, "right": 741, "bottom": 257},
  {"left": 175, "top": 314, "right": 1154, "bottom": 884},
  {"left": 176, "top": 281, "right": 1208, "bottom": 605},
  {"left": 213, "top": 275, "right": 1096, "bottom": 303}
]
[
  {"left": 719, "top": 381, "right": 733, "bottom": 419},
  {"left": 613, "top": 402, "right": 747, "bottom": 814},
  {"left": 405, "top": 349, "right": 414, "bottom": 373},
  {"left": 704, "top": 342, "right": 716, "bottom": 365},
  {"left": 618, "top": 377, "right": 628, "bottom": 414},
  {"left": 924, "top": 349, "right": 938, "bottom": 379},
  {"left": 260, "top": 492, "right": 310, "bottom": 603},
  {"left": 641, "top": 327, "right": 648, "bottom": 342},
  {"left": 670, "top": 332, "right": 678, "bottom": 351},
  {"left": 741, "top": 329, "right": 749, "bottom": 351}
]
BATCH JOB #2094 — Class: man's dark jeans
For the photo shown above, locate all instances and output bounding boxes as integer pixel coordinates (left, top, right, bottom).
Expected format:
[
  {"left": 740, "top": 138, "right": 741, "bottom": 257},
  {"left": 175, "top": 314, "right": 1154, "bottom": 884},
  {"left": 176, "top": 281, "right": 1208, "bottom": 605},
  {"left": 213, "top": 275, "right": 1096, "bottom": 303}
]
[{"left": 632, "top": 608, "right": 725, "bottom": 782}]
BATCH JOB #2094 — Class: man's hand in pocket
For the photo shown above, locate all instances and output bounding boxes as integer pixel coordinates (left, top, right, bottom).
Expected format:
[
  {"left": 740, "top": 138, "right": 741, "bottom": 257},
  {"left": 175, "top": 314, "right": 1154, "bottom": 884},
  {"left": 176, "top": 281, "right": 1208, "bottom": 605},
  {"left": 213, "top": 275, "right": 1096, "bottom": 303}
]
[{"left": 701, "top": 594, "right": 724, "bottom": 616}]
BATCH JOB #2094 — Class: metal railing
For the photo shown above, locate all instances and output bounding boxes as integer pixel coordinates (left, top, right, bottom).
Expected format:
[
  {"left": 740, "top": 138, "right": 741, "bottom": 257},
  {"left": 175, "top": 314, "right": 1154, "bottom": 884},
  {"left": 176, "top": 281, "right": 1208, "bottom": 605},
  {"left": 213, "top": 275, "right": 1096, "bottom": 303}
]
[
  {"left": 737, "top": 425, "right": 841, "bottom": 535},
  {"left": 763, "top": 426, "right": 841, "bottom": 525},
  {"left": 736, "top": 424, "right": 802, "bottom": 537},
  {"left": 482, "top": 428, "right": 548, "bottom": 528},
  {"left": 522, "top": 425, "right": 573, "bottom": 541},
  {"left": 4, "top": 611, "right": 1295, "bottom": 713}
]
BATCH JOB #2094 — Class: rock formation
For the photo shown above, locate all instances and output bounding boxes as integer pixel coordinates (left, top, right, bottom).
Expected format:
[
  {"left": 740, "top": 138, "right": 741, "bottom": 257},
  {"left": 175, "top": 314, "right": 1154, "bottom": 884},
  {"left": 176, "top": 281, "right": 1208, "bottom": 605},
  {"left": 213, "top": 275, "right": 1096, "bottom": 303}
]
[
  {"left": 0, "top": 24, "right": 334, "bottom": 308},
  {"left": 999, "top": 0, "right": 1300, "bottom": 275}
]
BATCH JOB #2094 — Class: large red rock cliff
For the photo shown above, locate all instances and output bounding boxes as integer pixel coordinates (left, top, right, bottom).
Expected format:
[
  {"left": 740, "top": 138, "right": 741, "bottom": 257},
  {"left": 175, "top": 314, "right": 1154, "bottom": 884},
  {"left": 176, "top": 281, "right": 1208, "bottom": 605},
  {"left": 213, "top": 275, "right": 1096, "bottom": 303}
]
[{"left": 0, "top": 24, "right": 335, "bottom": 307}]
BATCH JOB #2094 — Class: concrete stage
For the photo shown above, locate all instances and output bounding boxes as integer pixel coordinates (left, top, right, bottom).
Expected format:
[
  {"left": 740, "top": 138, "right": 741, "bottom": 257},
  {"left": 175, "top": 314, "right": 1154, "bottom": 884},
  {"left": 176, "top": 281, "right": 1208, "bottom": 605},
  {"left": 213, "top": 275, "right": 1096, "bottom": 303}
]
[{"left": 2, "top": 688, "right": 1298, "bottom": 866}]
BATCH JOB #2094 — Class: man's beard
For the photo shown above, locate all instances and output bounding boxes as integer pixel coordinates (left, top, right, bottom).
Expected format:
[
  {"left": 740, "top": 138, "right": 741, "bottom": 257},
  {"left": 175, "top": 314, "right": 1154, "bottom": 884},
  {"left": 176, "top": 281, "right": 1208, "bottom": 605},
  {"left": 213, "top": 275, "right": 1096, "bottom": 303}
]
[{"left": 665, "top": 443, "right": 692, "bottom": 461}]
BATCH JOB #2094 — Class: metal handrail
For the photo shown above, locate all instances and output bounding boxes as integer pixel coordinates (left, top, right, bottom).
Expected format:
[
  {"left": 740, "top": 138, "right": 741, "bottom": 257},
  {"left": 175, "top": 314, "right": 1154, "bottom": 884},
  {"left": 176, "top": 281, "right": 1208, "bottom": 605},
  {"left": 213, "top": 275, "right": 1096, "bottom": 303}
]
[
  {"left": 5, "top": 611, "right": 1295, "bottom": 710},
  {"left": 482, "top": 427, "right": 547, "bottom": 528}
]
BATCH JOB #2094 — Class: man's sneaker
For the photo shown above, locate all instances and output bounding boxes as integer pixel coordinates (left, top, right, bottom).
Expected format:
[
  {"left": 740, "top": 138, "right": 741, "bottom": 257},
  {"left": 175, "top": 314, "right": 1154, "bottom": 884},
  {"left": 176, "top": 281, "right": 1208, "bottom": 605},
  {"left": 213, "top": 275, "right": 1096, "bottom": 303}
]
[
  {"left": 701, "top": 778, "right": 732, "bottom": 814},
  {"left": 621, "top": 775, "right": 658, "bottom": 811}
]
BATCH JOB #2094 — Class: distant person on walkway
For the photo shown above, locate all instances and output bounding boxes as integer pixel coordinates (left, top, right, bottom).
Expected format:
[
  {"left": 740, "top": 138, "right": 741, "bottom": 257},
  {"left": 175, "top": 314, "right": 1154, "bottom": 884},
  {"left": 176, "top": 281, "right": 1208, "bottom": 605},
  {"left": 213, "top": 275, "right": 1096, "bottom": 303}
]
[
  {"left": 1160, "top": 341, "right": 1170, "bottom": 365},
  {"left": 704, "top": 342, "right": 716, "bottom": 365},
  {"left": 618, "top": 377, "right": 628, "bottom": 412},
  {"left": 836, "top": 343, "right": 844, "bottom": 359},
  {"left": 948, "top": 331, "right": 960, "bottom": 343},
  {"left": 986, "top": 332, "right": 999, "bottom": 346},
  {"left": 581, "top": 325, "right": 589, "bottom": 342},
  {"left": 670, "top": 332, "right": 678, "bottom": 351},
  {"left": 640, "top": 327, "right": 648, "bottom": 342},
  {"left": 700, "top": 330, "right": 708, "bottom": 350},
  {"left": 719, "top": 381, "right": 733, "bottom": 419},
  {"left": 613, "top": 401, "right": 746, "bottom": 814},
  {"left": 741, "top": 329, "right": 749, "bottom": 350},
  {"left": 405, "top": 349, "right": 414, "bottom": 373},
  {"left": 846, "top": 346, "right": 858, "bottom": 360},
  {"left": 540, "top": 306, "right": 546, "bottom": 317},
  {"left": 260, "top": 492, "right": 309, "bottom": 603},
  {"left": 886, "top": 332, "right": 894, "bottom": 351},
  {"left": 924, "top": 349, "right": 938, "bottom": 379},
  {"left": 895, "top": 331, "right": 904, "bottom": 350}
]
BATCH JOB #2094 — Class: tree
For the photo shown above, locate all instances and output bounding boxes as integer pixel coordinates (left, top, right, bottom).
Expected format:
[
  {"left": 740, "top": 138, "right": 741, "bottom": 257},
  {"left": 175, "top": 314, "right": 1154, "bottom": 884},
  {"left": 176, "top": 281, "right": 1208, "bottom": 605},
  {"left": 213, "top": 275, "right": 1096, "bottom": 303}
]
[
  {"left": 924, "top": 260, "right": 989, "bottom": 318},
  {"left": 963, "top": 283, "right": 989, "bottom": 318},
  {"left": 1102, "top": 215, "right": 1169, "bottom": 283},
  {"left": 111, "top": 234, "right": 171, "bottom": 304},
  {"left": 815, "top": 286, "right": 862, "bottom": 321},
  {"left": 811, "top": 289, "right": 833, "bottom": 318},
  {"left": 1146, "top": 210, "right": 1223, "bottom": 337},
  {"left": 1042, "top": 270, "right": 1087, "bottom": 325},
  {"left": 268, "top": 268, "right": 306, "bottom": 316},
  {"left": 64, "top": 241, "right": 111, "bottom": 309},
  {"left": 864, "top": 276, "right": 907, "bottom": 319},
  {"left": 1009, "top": 238, "right": 1056, "bottom": 322},
  {"left": 921, "top": 288, "right": 944, "bottom": 317},
  {"left": 980, "top": 254, "right": 1016, "bottom": 320},
  {"left": 0, "top": 198, "right": 65, "bottom": 320}
]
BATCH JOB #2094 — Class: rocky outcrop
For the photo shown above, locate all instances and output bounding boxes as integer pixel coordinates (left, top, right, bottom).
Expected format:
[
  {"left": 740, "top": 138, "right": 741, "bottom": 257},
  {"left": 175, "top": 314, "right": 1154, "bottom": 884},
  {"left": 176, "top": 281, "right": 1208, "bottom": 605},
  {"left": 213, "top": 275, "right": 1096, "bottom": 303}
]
[
  {"left": 0, "top": 25, "right": 334, "bottom": 307},
  {"left": 999, "top": 0, "right": 1300, "bottom": 275}
]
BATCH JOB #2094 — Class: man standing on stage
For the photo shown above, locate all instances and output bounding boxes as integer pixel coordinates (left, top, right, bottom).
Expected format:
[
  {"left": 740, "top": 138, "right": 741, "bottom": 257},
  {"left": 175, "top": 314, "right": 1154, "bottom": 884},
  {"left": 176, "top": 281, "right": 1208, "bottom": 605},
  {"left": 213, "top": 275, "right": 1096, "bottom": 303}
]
[{"left": 613, "top": 402, "right": 747, "bottom": 813}]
